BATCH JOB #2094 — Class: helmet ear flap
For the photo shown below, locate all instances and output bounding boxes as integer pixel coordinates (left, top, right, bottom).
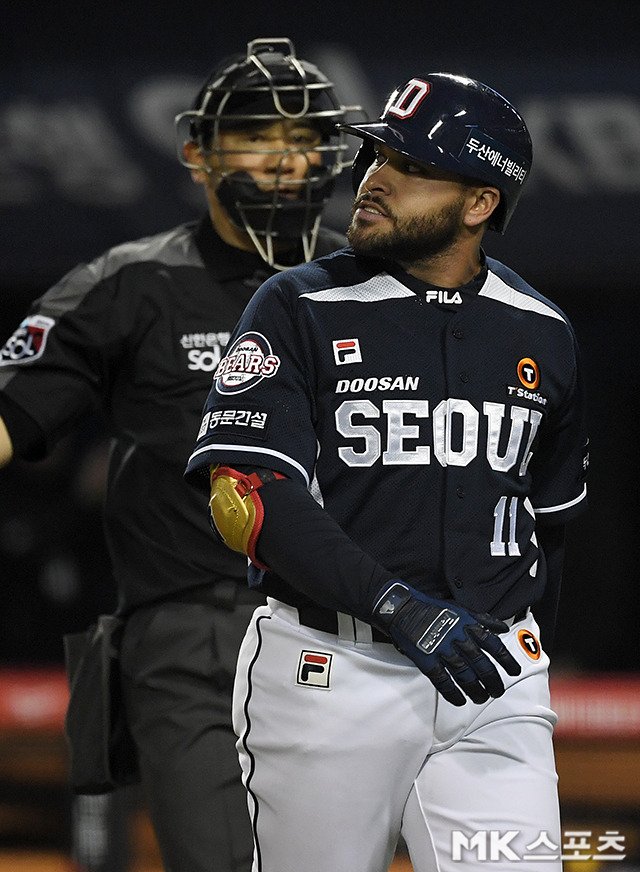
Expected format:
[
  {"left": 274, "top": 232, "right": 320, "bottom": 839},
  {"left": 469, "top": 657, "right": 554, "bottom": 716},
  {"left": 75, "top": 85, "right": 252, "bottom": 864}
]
[{"left": 351, "top": 140, "right": 376, "bottom": 194}]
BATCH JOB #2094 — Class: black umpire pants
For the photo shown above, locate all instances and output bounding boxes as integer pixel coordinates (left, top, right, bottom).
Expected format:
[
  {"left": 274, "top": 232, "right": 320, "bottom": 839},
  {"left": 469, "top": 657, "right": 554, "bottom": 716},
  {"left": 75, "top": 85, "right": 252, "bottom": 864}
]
[{"left": 119, "top": 583, "right": 263, "bottom": 872}]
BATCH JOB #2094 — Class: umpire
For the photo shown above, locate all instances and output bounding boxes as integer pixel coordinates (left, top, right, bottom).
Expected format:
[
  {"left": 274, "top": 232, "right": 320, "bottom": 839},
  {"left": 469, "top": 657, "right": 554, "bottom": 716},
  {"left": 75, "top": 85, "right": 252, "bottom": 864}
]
[{"left": 0, "top": 38, "right": 352, "bottom": 872}]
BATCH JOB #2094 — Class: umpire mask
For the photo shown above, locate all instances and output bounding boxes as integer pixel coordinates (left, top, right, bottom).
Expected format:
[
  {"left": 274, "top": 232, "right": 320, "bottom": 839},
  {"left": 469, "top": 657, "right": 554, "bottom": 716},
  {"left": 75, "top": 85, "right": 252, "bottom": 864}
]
[{"left": 176, "top": 38, "right": 355, "bottom": 268}]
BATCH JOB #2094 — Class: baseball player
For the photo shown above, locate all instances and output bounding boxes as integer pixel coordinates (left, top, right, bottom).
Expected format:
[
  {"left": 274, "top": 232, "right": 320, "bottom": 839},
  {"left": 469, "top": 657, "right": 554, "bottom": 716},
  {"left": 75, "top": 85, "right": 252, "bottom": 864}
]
[
  {"left": 0, "top": 39, "right": 353, "bottom": 872},
  {"left": 185, "top": 73, "right": 589, "bottom": 872}
]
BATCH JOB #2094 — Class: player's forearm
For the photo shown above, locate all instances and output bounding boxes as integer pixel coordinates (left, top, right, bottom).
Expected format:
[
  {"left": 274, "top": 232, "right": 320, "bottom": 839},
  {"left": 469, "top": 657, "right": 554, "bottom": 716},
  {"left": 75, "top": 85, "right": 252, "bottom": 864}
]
[
  {"left": 0, "top": 416, "right": 14, "bottom": 467},
  {"left": 256, "top": 477, "right": 394, "bottom": 620}
]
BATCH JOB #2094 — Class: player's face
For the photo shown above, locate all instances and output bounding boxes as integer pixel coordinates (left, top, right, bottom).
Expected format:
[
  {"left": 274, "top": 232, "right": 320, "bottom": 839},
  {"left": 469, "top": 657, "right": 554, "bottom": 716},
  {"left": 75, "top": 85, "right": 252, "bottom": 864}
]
[
  {"left": 205, "top": 119, "right": 323, "bottom": 196},
  {"left": 347, "top": 145, "right": 474, "bottom": 264}
]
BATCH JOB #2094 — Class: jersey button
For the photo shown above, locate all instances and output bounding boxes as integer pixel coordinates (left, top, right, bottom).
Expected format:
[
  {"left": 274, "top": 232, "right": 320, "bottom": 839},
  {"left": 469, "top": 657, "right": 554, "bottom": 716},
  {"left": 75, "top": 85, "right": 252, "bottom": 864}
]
[
  {"left": 460, "top": 372, "right": 470, "bottom": 383},
  {"left": 452, "top": 328, "right": 464, "bottom": 339},
  {"left": 456, "top": 486, "right": 465, "bottom": 498},
  {"left": 453, "top": 576, "right": 463, "bottom": 588}
]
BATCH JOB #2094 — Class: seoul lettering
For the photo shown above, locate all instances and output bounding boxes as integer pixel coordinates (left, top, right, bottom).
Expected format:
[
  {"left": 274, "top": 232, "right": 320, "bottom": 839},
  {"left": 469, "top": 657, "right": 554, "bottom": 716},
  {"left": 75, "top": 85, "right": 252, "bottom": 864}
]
[{"left": 335, "top": 398, "right": 542, "bottom": 473}]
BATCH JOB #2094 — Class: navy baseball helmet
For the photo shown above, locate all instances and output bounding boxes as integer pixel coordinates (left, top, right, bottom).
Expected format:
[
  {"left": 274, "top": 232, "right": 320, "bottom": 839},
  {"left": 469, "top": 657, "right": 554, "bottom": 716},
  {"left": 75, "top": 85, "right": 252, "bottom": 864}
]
[
  {"left": 340, "top": 73, "right": 532, "bottom": 233},
  {"left": 175, "top": 38, "right": 352, "bottom": 265}
]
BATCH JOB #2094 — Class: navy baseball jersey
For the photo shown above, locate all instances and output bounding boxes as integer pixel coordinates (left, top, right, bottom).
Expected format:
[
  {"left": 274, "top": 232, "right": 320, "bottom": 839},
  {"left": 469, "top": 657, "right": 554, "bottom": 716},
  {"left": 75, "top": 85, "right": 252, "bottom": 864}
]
[{"left": 186, "top": 247, "right": 588, "bottom": 619}]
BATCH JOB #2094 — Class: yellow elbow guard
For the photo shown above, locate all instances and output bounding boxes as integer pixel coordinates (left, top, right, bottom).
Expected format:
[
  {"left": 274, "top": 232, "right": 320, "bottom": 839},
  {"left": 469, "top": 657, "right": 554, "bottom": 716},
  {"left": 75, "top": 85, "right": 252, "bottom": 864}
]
[{"left": 208, "top": 464, "right": 285, "bottom": 568}]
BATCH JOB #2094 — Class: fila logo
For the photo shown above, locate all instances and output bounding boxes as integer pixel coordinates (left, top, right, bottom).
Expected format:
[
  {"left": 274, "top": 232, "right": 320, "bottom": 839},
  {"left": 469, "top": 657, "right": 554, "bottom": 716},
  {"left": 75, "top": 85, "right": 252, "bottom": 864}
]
[
  {"left": 425, "top": 290, "right": 462, "bottom": 305},
  {"left": 386, "top": 78, "right": 431, "bottom": 119},
  {"left": 297, "top": 651, "right": 333, "bottom": 689},
  {"left": 333, "top": 338, "right": 362, "bottom": 366}
]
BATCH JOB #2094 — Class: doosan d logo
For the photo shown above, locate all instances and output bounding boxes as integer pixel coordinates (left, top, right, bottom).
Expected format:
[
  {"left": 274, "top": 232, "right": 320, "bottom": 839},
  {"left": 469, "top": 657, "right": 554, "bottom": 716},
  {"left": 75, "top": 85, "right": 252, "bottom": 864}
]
[{"left": 214, "top": 331, "right": 280, "bottom": 394}]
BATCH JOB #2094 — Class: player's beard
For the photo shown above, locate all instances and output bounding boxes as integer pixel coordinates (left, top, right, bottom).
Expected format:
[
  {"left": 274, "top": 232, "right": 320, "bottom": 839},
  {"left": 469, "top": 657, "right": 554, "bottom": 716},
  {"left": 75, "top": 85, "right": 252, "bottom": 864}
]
[{"left": 347, "top": 193, "right": 467, "bottom": 265}]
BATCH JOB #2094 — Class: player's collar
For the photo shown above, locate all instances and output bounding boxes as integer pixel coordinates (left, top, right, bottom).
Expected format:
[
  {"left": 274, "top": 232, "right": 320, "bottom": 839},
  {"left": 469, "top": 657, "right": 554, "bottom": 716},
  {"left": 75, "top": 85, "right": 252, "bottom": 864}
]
[{"left": 387, "top": 254, "right": 488, "bottom": 306}]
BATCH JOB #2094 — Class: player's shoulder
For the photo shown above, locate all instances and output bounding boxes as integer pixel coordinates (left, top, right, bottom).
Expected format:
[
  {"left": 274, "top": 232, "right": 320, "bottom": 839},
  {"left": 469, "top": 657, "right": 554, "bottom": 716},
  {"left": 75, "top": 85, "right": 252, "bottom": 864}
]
[{"left": 483, "top": 256, "right": 574, "bottom": 328}]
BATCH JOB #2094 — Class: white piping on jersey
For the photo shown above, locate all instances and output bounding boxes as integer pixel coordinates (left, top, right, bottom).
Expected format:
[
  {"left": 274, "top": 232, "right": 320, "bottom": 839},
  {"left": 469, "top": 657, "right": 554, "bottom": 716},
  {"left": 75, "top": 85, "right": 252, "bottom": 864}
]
[
  {"left": 300, "top": 272, "right": 414, "bottom": 303},
  {"left": 480, "top": 272, "right": 566, "bottom": 322},
  {"left": 534, "top": 483, "right": 587, "bottom": 515},
  {"left": 188, "top": 443, "right": 310, "bottom": 485},
  {"left": 301, "top": 269, "right": 568, "bottom": 324},
  {"left": 309, "top": 440, "right": 325, "bottom": 506}
]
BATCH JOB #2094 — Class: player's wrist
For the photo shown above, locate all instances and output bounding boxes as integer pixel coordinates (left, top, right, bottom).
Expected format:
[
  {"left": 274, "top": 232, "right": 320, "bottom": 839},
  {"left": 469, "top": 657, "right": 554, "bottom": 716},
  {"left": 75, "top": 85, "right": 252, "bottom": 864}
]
[
  {"left": 371, "top": 580, "right": 419, "bottom": 632},
  {"left": 372, "top": 581, "right": 460, "bottom": 645}
]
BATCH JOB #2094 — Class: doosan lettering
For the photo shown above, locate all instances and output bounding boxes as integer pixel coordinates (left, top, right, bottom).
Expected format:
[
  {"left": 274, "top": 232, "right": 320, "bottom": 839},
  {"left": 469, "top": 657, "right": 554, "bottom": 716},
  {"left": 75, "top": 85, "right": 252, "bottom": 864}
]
[{"left": 336, "top": 376, "right": 420, "bottom": 393}]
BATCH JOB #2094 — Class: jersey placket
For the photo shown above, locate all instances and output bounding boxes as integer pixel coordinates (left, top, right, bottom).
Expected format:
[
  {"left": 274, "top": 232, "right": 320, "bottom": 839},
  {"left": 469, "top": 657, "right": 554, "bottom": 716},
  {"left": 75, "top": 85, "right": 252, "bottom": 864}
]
[{"left": 440, "top": 305, "right": 476, "bottom": 598}]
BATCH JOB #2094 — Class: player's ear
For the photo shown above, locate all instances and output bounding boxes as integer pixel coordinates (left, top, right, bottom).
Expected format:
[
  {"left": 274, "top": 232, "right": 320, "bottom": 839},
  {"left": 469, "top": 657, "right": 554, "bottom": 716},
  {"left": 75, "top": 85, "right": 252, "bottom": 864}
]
[
  {"left": 183, "top": 141, "right": 208, "bottom": 185},
  {"left": 464, "top": 186, "right": 500, "bottom": 229}
]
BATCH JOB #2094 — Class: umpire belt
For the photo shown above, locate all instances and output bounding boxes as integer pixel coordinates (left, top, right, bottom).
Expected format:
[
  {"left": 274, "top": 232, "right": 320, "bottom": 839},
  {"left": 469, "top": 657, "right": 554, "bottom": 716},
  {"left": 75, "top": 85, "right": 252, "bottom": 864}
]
[{"left": 171, "top": 580, "right": 265, "bottom": 611}]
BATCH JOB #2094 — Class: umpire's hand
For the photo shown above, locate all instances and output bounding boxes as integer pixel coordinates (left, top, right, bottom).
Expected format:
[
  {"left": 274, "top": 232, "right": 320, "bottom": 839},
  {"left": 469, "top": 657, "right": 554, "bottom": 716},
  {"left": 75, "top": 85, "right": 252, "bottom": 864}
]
[{"left": 371, "top": 581, "right": 521, "bottom": 706}]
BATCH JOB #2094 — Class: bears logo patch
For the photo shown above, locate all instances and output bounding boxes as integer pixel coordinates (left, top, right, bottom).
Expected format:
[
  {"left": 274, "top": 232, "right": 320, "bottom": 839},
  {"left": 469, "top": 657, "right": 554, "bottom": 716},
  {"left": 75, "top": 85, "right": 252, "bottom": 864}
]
[{"left": 214, "top": 331, "right": 280, "bottom": 395}]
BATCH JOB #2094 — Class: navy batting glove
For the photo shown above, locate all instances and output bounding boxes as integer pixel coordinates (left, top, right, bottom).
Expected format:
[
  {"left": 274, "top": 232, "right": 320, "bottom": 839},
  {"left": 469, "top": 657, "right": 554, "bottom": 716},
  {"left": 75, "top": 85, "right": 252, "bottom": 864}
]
[{"left": 372, "top": 581, "right": 521, "bottom": 706}]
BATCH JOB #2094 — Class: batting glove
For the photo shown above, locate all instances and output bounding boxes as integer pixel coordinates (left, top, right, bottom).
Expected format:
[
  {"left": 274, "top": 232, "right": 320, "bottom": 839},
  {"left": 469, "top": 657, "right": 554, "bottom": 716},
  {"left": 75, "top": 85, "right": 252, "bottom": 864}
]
[{"left": 372, "top": 581, "right": 522, "bottom": 706}]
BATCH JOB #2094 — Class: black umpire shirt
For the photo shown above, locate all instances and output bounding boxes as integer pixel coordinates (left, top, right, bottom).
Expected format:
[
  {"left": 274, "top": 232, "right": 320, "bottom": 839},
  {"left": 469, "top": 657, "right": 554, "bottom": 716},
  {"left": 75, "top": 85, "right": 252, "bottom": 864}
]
[{"left": 0, "top": 215, "right": 345, "bottom": 613}]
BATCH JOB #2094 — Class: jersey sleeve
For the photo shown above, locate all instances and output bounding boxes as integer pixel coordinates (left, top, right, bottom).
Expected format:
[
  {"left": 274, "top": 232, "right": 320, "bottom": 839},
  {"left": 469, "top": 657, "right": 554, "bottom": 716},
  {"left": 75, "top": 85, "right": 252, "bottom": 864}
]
[
  {"left": 0, "top": 257, "right": 127, "bottom": 456},
  {"left": 0, "top": 393, "right": 44, "bottom": 460},
  {"left": 0, "top": 257, "right": 130, "bottom": 457},
  {"left": 529, "top": 329, "right": 589, "bottom": 525},
  {"left": 185, "top": 275, "right": 318, "bottom": 488},
  {"left": 255, "top": 476, "right": 394, "bottom": 620}
]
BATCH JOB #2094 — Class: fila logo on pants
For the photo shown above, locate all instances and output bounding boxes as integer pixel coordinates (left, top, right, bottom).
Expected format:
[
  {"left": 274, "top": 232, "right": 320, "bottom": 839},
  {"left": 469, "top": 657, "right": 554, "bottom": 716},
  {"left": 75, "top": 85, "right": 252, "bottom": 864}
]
[{"left": 297, "top": 651, "right": 333, "bottom": 689}]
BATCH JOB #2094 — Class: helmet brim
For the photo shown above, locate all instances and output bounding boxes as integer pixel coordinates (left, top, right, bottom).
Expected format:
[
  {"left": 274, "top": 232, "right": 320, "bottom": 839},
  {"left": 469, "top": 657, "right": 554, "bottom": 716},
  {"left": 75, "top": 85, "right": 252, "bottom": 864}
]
[{"left": 339, "top": 120, "right": 469, "bottom": 176}]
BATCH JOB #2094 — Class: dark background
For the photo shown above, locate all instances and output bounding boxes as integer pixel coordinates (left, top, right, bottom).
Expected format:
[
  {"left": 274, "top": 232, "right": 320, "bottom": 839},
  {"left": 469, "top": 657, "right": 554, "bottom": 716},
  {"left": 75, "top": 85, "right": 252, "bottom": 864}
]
[{"left": 1, "top": 0, "right": 639, "bottom": 672}]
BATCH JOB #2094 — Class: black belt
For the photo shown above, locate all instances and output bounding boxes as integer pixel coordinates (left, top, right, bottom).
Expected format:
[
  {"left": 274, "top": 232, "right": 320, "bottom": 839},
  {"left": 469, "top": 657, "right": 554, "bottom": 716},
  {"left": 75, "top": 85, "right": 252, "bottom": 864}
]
[
  {"left": 505, "top": 608, "right": 529, "bottom": 626},
  {"left": 170, "top": 580, "right": 265, "bottom": 611},
  {"left": 297, "top": 606, "right": 391, "bottom": 643},
  {"left": 297, "top": 605, "right": 529, "bottom": 642}
]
